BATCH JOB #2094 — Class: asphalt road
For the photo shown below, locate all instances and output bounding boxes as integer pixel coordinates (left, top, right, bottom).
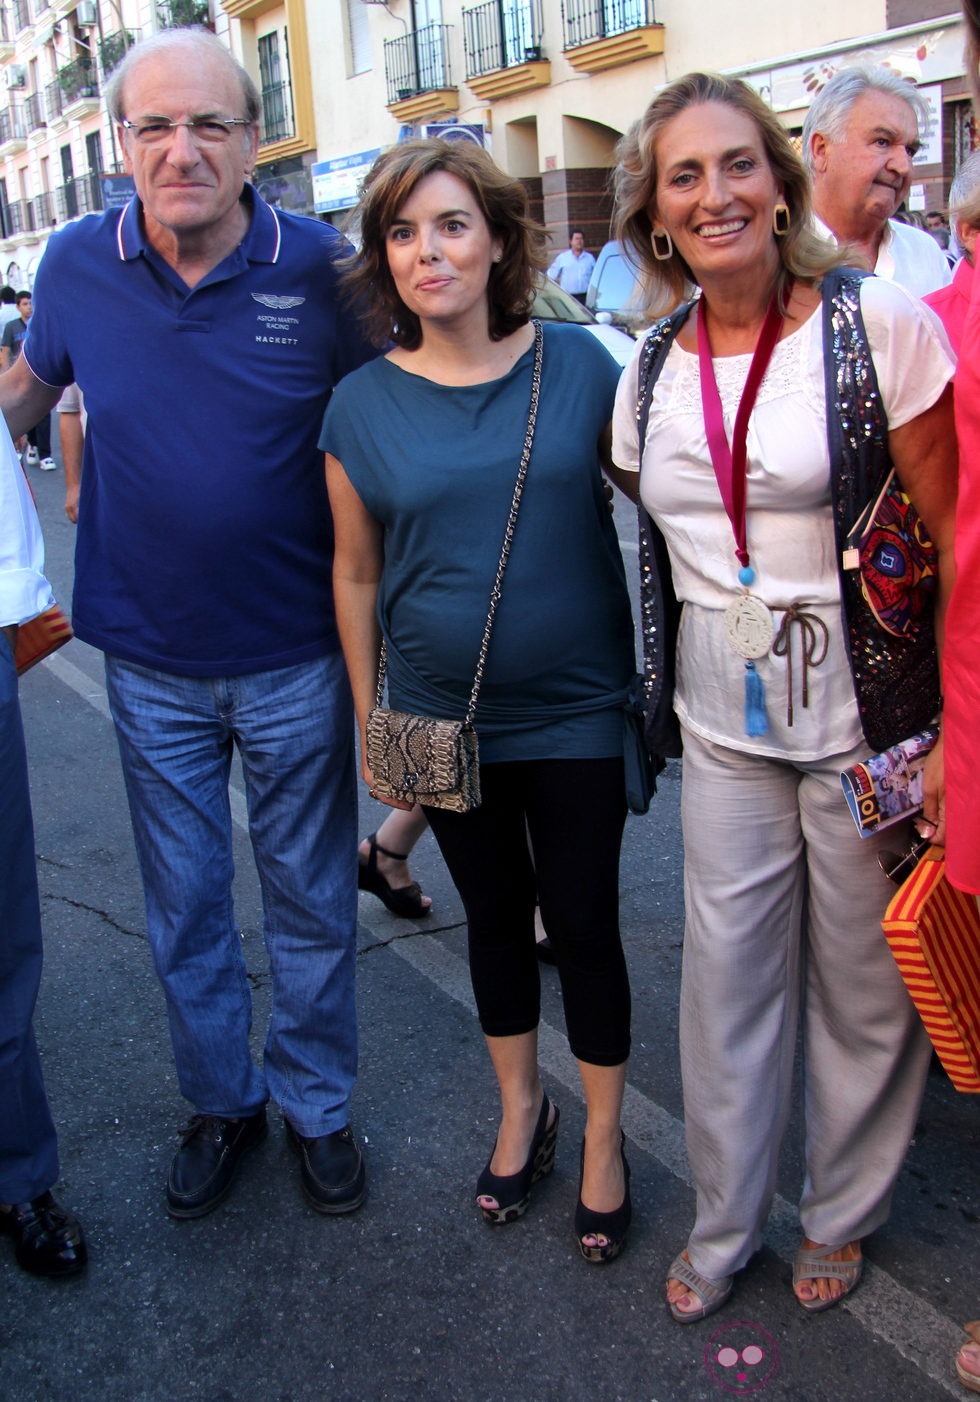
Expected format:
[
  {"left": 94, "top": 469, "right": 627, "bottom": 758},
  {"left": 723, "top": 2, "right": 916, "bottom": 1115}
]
[{"left": 2, "top": 443, "right": 977, "bottom": 1402}]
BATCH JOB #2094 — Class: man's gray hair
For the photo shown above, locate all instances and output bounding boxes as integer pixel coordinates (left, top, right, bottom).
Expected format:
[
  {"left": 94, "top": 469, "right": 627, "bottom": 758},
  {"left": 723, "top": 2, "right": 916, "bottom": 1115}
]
[
  {"left": 104, "top": 27, "right": 260, "bottom": 127},
  {"left": 948, "top": 150, "right": 980, "bottom": 223},
  {"left": 802, "top": 65, "right": 929, "bottom": 172}
]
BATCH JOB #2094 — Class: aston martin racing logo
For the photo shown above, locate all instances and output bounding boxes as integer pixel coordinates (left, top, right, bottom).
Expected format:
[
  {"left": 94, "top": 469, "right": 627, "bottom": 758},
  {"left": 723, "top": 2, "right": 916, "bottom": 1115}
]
[{"left": 251, "top": 294, "right": 306, "bottom": 310}]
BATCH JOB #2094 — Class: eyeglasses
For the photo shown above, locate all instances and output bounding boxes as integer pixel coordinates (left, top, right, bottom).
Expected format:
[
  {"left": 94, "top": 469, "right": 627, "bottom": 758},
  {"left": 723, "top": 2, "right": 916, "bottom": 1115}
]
[{"left": 120, "top": 117, "right": 252, "bottom": 146}]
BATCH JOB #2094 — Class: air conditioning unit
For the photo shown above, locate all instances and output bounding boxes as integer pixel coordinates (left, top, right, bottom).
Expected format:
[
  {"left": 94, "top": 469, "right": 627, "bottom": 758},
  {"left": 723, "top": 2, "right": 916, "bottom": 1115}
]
[
  {"left": 75, "top": 1, "right": 98, "bottom": 27},
  {"left": 4, "top": 65, "right": 26, "bottom": 91}
]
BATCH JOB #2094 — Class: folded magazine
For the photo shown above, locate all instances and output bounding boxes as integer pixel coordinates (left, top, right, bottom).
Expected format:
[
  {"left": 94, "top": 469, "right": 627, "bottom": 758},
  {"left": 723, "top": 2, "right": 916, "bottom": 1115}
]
[{"left": 841, "top": 728, "right": 939, "bottom": 836}]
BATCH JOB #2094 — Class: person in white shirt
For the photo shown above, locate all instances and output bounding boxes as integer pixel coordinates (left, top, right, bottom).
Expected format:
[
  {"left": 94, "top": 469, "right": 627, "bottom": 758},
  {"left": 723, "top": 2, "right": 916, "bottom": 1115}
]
[
  {"left": 0, "top": 285, "right": 19, "bottom": 328},
  {"left": 547, "top": 229, "right": 596, "bottom": 302},
  {"left": 803, "top": 65, "right": 952, "bottom": 298},
  {"left": 0, "top": 424, "right": 87, "bottom": 1277}
]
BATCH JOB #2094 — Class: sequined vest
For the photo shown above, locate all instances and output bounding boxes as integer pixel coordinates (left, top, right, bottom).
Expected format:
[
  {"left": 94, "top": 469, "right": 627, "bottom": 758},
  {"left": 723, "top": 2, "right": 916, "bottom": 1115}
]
[{"left": 635, "top": 267, "right": 940, "bottom": 757}]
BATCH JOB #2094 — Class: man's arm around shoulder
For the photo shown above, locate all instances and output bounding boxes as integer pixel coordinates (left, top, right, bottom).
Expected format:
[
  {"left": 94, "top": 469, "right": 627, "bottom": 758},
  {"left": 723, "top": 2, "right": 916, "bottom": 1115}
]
[{"left": 0, "top": 354, "right": 62, "bottom": 441}]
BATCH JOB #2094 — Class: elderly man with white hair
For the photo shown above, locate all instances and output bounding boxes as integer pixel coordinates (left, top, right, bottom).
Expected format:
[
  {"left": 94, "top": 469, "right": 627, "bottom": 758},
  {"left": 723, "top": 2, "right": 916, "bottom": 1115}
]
[{"left": 804, "top": 65, "right": 952, "bottom": 297}]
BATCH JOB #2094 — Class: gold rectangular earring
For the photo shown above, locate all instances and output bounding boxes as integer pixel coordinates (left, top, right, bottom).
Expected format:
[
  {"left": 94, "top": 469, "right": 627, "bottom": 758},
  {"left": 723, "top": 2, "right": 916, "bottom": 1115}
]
[
  {"left": 772, "top": 202, "right": 790, "bottom": 236},
  {"left": 652, "top": 229, "right": 674, "bottom": 260}
]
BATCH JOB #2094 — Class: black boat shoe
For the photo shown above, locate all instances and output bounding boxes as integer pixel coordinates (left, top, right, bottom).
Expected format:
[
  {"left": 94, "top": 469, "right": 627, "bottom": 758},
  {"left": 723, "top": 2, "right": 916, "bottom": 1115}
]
[
  {"left": 166, "top": 1107, "right": 267, "bottom": 1219},
  {"left": 0, "top": 1192, "right": 87, "bottom": 1277},
  {"left": 287, "top": 1123, "right": 366, "bottom": 1215}
]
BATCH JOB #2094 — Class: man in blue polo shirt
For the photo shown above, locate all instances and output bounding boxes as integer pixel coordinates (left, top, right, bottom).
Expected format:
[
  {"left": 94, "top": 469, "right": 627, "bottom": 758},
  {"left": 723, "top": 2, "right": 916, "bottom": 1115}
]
[{"left": 0, "top": 28, "right": 376, "bottom": 1221}]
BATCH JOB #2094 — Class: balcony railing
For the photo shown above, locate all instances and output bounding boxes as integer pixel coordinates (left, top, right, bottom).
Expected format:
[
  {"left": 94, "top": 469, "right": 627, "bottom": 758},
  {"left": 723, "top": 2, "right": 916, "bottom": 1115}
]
[
  {"left": 2, "top": 197, "right": 32, "bottom": 236},
  {"left": 561, "top": 0, "right": 654, "bottom": 48},
  {"left": 11, "top": 0, "right": 30, "bottom": 33},
  {"left": 25, "top": 90, "right": 45, "bottom": 131},
  {"left": 54, "top": 176, "right": 105, "bottom": 223},
  {"left": 45, "top": 78, "right": 64, "bottom": 121},
  {"left": 158, "top": 0, "right": 211, "bottom": 28},
  {"left": 68, "top": 172, "right": 104, "bottom": 215},
  {"left": 99, "top": 30, "right": 135, "bottom": 79},
  {"left": 259, "top": 80, "right": 294, "bottom": 146},
  {"left": 30, "top": 190, "right": 53, "bottom": 229},
  {"left": 384, "top": 23, "right": 453, "bottom": 105},
  {"left": 463, "top": 0, "right": 543, "bottom": 79},
  {"left": 0, "top": 104, "right": 26, "bottom": 145},
  {"left": 57, "top": 56, "right": 98, "bottom": 103}
]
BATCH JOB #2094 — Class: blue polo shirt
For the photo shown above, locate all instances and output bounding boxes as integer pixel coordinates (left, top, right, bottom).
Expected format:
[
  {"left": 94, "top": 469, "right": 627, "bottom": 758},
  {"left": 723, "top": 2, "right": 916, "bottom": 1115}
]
[{"left": 24, "top": 185, "right": 377, "bottom": 675}]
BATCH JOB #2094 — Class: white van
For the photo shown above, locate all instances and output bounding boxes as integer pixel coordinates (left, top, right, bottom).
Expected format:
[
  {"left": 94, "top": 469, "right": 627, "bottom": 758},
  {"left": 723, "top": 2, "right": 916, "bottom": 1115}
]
[{"left": 585, "top": 240, "right": 649, "bottom": 334}]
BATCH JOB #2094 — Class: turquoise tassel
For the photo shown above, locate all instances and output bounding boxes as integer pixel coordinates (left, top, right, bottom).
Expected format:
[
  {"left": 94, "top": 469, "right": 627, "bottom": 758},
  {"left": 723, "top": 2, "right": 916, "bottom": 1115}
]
[{"left": 744, "top": 661, "right": 769, "bottom": 736}]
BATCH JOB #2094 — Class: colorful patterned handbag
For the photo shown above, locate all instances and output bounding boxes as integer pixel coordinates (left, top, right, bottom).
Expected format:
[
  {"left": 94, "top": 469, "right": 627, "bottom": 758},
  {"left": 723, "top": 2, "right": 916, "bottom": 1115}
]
[
  {"left": 847, "top": 469, "right": 938, "bottom": 638},
  {"left": 882, "top": 846, "right": 980, "bottom": 1091}
]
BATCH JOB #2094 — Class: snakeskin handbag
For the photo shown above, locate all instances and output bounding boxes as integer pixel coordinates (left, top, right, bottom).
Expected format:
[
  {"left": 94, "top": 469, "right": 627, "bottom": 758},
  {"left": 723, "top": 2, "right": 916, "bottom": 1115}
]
[{"left": 366, "top": 321, "right": 543, "bottom": 812}]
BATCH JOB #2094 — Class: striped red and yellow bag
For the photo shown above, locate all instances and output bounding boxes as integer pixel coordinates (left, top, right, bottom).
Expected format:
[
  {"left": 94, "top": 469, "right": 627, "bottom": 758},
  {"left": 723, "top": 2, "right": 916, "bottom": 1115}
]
[{"left": 882, "top": 846, "right": 980, "bottom": 1092}]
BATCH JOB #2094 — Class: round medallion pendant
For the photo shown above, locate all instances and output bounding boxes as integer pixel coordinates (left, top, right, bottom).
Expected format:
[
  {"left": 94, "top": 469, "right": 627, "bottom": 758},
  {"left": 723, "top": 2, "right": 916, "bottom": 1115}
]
[{"left": 724, "top": 593, "right": 774, "bottom": 660}]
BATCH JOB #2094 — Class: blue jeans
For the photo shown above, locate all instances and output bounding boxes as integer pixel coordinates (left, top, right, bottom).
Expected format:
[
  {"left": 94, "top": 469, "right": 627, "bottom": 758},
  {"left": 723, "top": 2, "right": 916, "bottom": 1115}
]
[
  {"left": 105, "top": 652, "right": 358, "bottom": 1137},
  {"left": 0, "top": 634, "right": 59, "bottom": 1202}
]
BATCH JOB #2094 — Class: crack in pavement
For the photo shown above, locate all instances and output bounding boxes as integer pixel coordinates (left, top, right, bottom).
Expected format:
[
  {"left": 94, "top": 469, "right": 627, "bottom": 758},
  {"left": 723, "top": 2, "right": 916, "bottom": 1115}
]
[
  {"left": 42, "top": 892, "right": 146, "bottom": 941},
  {"left": 358, "top": 919, "right": 466, "bottom": 955}
]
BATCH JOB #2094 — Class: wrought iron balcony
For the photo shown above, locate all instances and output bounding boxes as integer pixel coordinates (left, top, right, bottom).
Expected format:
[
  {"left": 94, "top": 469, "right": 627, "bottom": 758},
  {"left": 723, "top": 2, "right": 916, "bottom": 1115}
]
[
  {"left": 74, "top": 171, "right": 105, "bottom": 214},
  {"left": 259, "top": 80, "right": 294, "bottom": 146},
  {"left": 2, "top": 197, "right": 32, "bottom": 236},
  {"left": 384, "top": 23, "right": 453, "bottom": 105},
  {"left": 99, "top": 30, "right": 135, "bottom": 79},
  {"left": 57, "top": 56, "right": 98, "bottom": 103},
  {"left": 25, "top": 90, "right": 45, "bottom": 131},
  {"left": 55, "top": 179, "right": 79, "bottom": 222},
  {"left": 158, "top": 0, "right": 211, "bottom": 26},
  {"left": 45, "top": 78, "right": 64, "bottom": 121},
  {"left": 463, "top": 0, "right": 543, "bottom": 79},
  {"left": 0, "top": 103, "right": 26, "bottom": 146},
  {"left": 562, "top": 0, "right": 654, "bottom": 49},
  {"left": 30, "top": 190, "right": 53, "bottom": 229},
  {"left": 56, "top": 176, "right": 106, "bottom": 223}
]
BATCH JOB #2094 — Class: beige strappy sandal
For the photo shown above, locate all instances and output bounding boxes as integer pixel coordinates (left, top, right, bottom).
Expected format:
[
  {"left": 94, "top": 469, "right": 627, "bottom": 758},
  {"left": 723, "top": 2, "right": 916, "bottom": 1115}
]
[
  {"left": 666, "top": 1251, "right": 733, "bottom": 1324},
  {"left": 956, "top": 1322, "right": 980, "bottom": 1394},
  {"left": 793, "top": 1242, "right": 863, "bottom": 1313}
]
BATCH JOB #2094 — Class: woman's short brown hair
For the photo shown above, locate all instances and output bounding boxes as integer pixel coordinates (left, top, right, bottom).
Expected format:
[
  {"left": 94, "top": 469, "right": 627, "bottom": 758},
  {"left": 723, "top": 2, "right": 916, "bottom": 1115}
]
[
  {"left": 612, "top": 72, "right": 844, "bottom": 317},
  {"left": 342, "top": 138, "right": 548, "bottom": 349}
]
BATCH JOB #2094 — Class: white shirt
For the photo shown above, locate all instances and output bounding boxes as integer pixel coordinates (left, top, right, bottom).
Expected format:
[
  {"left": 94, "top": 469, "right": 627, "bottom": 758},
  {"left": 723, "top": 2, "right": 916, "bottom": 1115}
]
[
  {"left": 813, "top": 215, "right": 952, "bottom": 298},
  {"left": 546, "top": 247, "right": 596, "bottom": 295},
  {"left": 611, "top": 277, "right": 954, "bottom": 760},
  {"left": 0, "top": 421, "right": 53, "bottom": 627}
]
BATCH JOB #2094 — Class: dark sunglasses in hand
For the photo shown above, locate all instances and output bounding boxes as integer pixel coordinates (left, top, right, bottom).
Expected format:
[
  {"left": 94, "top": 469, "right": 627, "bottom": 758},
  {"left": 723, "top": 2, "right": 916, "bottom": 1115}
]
[{"left": 877, "top": 838, "right": 932, "bottom": 885}]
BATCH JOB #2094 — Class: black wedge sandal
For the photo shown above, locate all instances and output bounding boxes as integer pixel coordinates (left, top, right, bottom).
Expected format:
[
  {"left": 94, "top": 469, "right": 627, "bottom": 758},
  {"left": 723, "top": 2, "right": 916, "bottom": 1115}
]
[
  {"left": 357, "top": 832, "right": 431, "bottom": 919},
  {"left": 475, "top": 1096, "right": 559, "bottom": 1225},
  {"left": 575, "top": 1132, "right": 631, "bottom": 1264}
]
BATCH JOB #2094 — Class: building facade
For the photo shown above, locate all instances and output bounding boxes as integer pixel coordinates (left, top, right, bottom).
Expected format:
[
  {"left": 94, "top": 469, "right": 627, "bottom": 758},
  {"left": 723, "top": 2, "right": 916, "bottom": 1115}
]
[
  {"left": 0, "top": 0, "right": 972, "bottom": 283},
  {"left": 224, "top": 0, "right": 974, "bottom": 249}
]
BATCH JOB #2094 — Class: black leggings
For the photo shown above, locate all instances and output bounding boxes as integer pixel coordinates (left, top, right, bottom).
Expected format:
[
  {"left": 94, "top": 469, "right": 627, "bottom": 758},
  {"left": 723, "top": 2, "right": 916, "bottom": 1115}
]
[
  {"left": 423, "top": 756, "right": 630, "bottom": 1066},
  {"left": 26, "top": 413, "right": 50, "bottom": 459}
]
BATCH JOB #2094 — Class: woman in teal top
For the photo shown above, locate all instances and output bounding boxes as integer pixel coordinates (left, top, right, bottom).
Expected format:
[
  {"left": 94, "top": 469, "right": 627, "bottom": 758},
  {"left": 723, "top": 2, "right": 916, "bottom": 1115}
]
[{"left": 322, "top": 139, "right": 635, "bottom": 1264}]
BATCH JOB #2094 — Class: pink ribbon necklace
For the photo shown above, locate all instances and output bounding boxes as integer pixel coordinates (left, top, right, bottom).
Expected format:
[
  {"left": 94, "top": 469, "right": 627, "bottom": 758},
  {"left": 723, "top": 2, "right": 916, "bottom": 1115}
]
[{"left": 697, "top": 292, "right": 784, "bottom": 735}]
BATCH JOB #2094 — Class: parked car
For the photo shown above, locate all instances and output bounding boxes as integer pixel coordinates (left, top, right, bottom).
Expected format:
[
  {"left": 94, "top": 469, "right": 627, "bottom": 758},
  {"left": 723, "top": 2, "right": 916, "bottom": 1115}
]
[
  {"left": 585, "top": 240, "right": 649, "bottom": 334},
  {"left": 531, "top": 275, "right": 637, "bottom": 368}
]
